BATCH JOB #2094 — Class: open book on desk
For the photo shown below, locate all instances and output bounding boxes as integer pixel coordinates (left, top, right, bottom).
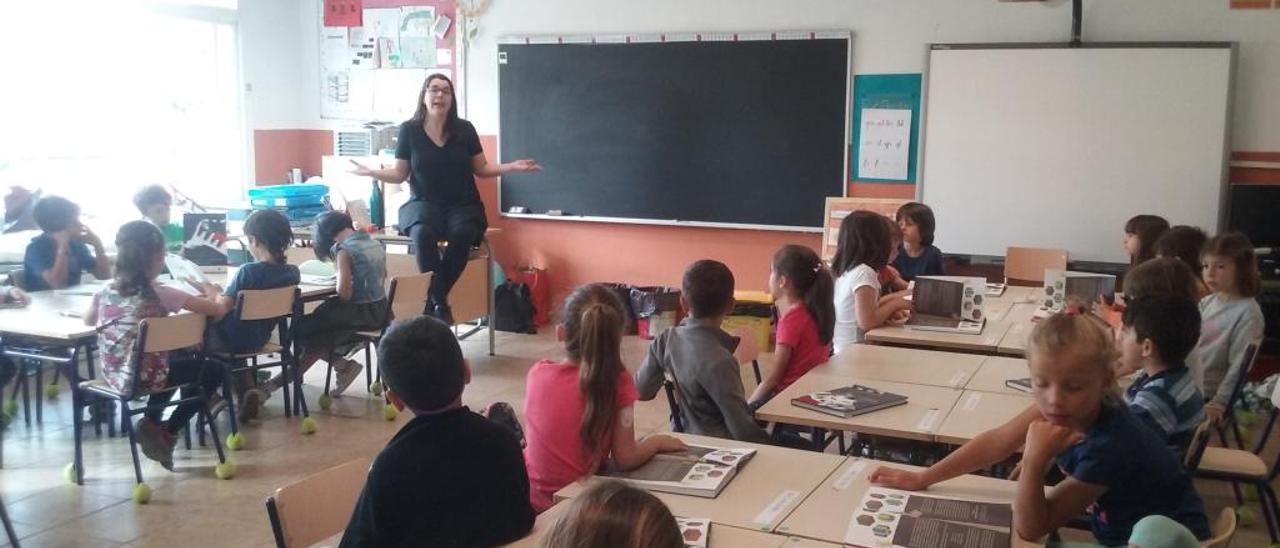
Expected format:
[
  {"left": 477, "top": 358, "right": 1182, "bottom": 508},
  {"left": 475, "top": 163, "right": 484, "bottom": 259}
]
[
  {"left": 846, "top": 486, "right": 1013, "bottom": 548},
  {"left": 791, "top": 383, "right": 909, "bottom": 418},
  {"left": 600, "top": 444, "right": 756, "bottom": 498}
]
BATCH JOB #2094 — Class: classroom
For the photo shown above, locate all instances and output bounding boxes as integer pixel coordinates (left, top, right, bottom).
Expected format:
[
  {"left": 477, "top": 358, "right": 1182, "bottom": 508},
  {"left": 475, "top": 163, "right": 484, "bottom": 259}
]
[{"left": 1, "top": 0, "right": 1278, "bottom": 546}]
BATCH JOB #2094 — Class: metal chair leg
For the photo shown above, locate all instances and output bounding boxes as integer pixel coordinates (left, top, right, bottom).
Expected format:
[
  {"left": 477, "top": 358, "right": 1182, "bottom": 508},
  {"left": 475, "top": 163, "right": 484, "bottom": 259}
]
[
  {"left": 122, "top": 406, "right": 145, "bottom": 485},
  {"left": 71, "top": 384, "right": 85, "bottom": 485},
  {"left": 0, "top": 494, "right": 19, "bottom": 548},
  {"left": 34, "top": 363, "right": 42, "bottom": 425}
]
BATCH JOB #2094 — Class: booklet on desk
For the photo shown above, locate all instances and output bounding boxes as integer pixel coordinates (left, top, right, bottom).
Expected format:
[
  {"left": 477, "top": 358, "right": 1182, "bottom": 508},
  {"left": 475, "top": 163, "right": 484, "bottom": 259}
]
[
  {"left": 601, "top": 444, "right": 756, "bottom": 498},
  {"left": 1005, "top": 378, "right": 1033, "bottom": 394},
  {"left": 792, "top": 384, "right": 909, "bottom": 418},
  {"left": 675, "top": 518, "right": 710, "bottom": 548},
  {"left": 846, "top": 486, "right": 1012, "bottom": 548}
]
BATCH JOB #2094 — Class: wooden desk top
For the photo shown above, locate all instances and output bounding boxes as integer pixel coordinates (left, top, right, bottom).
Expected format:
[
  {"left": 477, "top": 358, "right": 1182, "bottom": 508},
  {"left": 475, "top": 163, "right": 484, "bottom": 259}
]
[
  {"left": 504, "top": 501, "right": 791, "bottom": 548},
  {"left": 776, "top": 458, "right": 1043, "bottom": 547},
  {"left": 865, "top": 320, "right": 1013, "bottom": 354},
  {"left": 755, "top": 374, "right": 962, "bottom": 443},
  {"left": 935, "top": 390, "right": 1034, "bottom": 446},
  {"left": 996, "top": 303, "right": 1040, "bottom": 357},
  {"left": 554, "top": 433, "right": 846, "bottom": 533},
  {"left": 966, "top": 356, "right": 1031, "bottom": 395},
  {"left": 826, "top": 344, "right": 984, "bottom": 389}
]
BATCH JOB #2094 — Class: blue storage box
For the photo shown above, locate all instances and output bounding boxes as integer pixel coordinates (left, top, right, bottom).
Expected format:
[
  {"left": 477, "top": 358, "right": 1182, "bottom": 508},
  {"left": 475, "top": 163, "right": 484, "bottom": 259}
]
[{"left": 247, "top": 183, "right": 328, "bottom": 200}]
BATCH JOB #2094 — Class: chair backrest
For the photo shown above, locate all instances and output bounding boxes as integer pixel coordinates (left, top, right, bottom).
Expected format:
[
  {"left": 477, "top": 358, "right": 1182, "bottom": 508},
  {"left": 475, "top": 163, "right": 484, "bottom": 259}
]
[
  {"left": 1184, "top": 418, "right": 1214, "bottom": 472},
  {"left": 236, "top": 287, "right": 300, "bottom": 322},
  {"left": 1222, "top": 340, "right": 1263, "bottom": 412},
  {"left": 1004, "top": 246, "right": 1068, "bottom": 285},
  {"left": 139, "top": 314, "right": 207, "bottom": 353},
  {"left": 730, "top": 327, "right": 764, "bottom": 386},
  {"left": 662, "top": 378, "right": 686, "bottom": 433},
  {"left": 386, "top": 272, "right": 433, "bottom": 326},
  {"left": 266, "top": 457, "right": 371, "bottom": 548},
  {"left": 1201, "top": 506, "right": 1237, "bottom": 548}
]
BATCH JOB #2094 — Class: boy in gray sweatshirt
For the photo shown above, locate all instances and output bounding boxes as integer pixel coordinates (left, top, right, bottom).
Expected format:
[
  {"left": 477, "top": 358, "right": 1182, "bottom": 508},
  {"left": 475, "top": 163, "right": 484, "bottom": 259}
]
[{"left": 636, "top": 260, "right": 769, "bottom": 442}]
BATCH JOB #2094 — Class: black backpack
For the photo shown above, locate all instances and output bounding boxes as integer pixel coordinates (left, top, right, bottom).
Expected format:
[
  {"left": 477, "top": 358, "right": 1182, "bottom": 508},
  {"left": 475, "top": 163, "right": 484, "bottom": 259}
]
[{"left": 493, "top": 281, "right": 537, "bottom": 334}]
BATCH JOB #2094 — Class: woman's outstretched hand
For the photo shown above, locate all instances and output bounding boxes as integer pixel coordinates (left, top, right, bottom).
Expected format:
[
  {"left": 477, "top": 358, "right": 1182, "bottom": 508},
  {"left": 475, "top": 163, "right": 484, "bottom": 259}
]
[
  {"left": 349, "top": 159, "right": 376, "bottom": 177},
  {"left": 507, "top": 159, "right": 542, "bottom": 173}
]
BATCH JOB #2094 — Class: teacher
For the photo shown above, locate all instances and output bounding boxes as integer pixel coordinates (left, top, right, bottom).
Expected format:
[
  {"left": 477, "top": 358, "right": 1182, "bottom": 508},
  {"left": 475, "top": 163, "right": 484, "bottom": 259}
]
[{"left": 352, "top": 74, "right": 540, "bottom": 324}]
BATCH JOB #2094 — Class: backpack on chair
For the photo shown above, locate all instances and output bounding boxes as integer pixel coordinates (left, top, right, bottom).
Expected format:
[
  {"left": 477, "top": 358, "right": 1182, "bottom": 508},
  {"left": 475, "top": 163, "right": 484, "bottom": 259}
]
[{"left": 493, "top": 281, "right": 537, "bottom": 334}]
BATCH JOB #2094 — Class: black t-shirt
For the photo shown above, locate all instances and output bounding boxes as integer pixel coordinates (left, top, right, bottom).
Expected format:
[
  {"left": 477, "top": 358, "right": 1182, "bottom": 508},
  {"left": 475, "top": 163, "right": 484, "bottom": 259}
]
[
  {"left": 340, "top": 407, "right": 534, "bottom": 548},
  {"left": 395, "top": 119, "right": 484, "bottom": 207}
]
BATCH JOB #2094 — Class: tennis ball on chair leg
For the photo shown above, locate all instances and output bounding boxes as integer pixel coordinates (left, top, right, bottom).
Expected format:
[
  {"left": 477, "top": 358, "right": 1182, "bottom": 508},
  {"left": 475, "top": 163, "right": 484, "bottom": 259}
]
[
  {"left": 215, "top": 461, "right": 237, "bottom": 480},
  {"left": 4, "top": 399, "right": 17, "bottom": 417},
  {"left": 382, "top": 404, "right": 398, "bottom": 421},
  {"left": 63, "top": 463, "right": 77, "bottom": 484},
  {"left": 226, "top": 432, "right": 246, "bottom": 451},
  {"left": 1236, "top": 505, "right": 1257, "bottom": 527},
  {"left": 132, "top": 483, "right": 152, "bottom": 504},
  {"left": 300, "top": 416, "right": 318, "bottom": 435},
  {"left": 318, "top": 394, "right": 332, "bottom": 411},
  {"left": 370, "top": 381, "right": 383, "bottom": 397},
  {"left": 44, "top": 384, "right": 59, "bottom": 399}
]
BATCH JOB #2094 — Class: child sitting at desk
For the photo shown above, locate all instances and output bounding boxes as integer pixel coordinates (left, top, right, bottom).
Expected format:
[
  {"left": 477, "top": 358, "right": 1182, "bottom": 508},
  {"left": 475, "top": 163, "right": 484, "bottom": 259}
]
[
  {"left": 540, "top": 480, "right": 684, "bottom": 548},
  {"left": 85, "top": 221, "right": 228, "bottom": 470},
  {"left": 22, "top": 196, "right": 110, "bottom": 291},
  {"left": 893, "top": 202, "right": 945, "bottom": 281},
  {"left": 747, "top": 245, "right": 834, "bottom": 408},
  {"left": 1154, "top": 226, "right": 1210, "bottom": 299},
  {"left": 831, "top": 211, "right": 912, "bottom": 350},
  {"left": 635, "top": 259, "right": 768, "bottom": 442},
  {"left": 1115, "top": 295, "right": 1205, "bottom": 455},
  {"left": 870, "top": 313, "right": 1210, "bottom": 544},
  {"left": 1193, "top": 232, "right": 1265, "bottom": 427},
  {"left": 133, "top": 184, "right": 184, "bottom": 253}
]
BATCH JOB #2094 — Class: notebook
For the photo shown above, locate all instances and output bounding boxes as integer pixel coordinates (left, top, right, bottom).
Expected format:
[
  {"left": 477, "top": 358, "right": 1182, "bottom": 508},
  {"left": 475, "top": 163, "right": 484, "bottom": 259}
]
[
  {"left": 985, "top": 282, "right": 1007, "bottom": 297},
  {"left": 906, "top": 276, "right": 987, "bottom": 334},
  {"left": 601, "top": 444, "right": 756, "bottom": 498},
  {"left": 1005, "top": 378, "right": 1033, "bottom": 394},
  {"left": 845, "top": 487, "right": 1013, "bottom": 548},
  {"left": 791, "top": 384, "right": 909, "bottom": 418},
  {"left": 675, "top": 518, "right": 710, "bottom": 548},
  {"left": 182, "top": 213, "right": 228, "bottom": 273}
]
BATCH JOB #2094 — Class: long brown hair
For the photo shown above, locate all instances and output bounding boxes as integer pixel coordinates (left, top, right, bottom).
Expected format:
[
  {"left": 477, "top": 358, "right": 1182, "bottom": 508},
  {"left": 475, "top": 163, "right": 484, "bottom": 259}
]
[
  {"left": 1204, "top": 231, "right": 1261, "bottom": 297},
  {"left": 561, "top": 284, "right": 627, "bottom": 460},
  {"left": 410, "top": 73, "right": 461, "bottom": 135},
  {"left": 1124, "top": 214, "right": 1170, "bottom": 265},
  {"left": 540, "top": 481, "right": 683, "bottom": 548},
  {"left": 773, "top": 245, "right": 835, "bottom": 345},
  {"left": 113, "top": 221, "right": 164, "bottom": 299},
  {"left": 831, "top": 210, "right": 892, "bottom": 274}
]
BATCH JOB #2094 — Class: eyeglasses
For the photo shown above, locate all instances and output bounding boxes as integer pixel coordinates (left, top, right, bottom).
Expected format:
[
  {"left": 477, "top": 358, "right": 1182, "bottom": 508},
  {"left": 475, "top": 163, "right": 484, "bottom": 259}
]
[{"left": 426, "top": 87, "right": 452, "bottom": 95}]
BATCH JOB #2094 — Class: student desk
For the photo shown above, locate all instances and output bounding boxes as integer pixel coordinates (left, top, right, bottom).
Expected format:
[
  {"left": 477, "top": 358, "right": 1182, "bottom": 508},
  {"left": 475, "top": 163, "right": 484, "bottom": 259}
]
[
  {"left": 827, "top": 344, "right": 984, "bottom": 389},
  {"left": 987, "top": 285, "right": 1040, "bottom": 307},
  {"left": 996, "top": 303, "right": 1040, "bottom": 357},
  {"left": 503, "top": 501, "right": 795, "bottom": 548},
  {"left": 554, "top": 433, "right": 846, "bottom": 533},
  {"left": 776, "top": 458, "right": 1044, "bottom": 547},
  {"left": 864, "top": 319, "right": 1013, "bottom": 355},
  {"left": 966, "top": 356, "right": 1032, "bottom": 395},
  {"left": 755, "top": 374, "right": 962, "bottom": 443},
  {"left": 935, "top": 390, "right": 1034, "bottom": 446}
]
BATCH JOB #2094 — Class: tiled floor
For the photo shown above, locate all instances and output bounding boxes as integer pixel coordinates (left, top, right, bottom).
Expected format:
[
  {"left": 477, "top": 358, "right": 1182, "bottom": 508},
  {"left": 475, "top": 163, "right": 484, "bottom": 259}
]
[{"left": 0, "top": 330, "right": 1274, "bottom": 547}]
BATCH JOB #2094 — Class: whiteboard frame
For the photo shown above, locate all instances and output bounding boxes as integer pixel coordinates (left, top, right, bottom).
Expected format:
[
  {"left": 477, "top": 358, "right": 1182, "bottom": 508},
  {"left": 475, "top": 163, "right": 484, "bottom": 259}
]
[
  {"left": 916, "top": 41, "right": 1236, "bottom": 263},
  {"left": 494, "top": 31, "right": 853, "bottom": 233}
]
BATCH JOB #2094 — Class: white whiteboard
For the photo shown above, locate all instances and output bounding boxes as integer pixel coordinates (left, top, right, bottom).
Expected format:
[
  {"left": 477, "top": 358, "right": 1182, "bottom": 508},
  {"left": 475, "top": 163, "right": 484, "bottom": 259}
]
[{"left": 920, "top": 46, "right": 1233, "bottom": 263}]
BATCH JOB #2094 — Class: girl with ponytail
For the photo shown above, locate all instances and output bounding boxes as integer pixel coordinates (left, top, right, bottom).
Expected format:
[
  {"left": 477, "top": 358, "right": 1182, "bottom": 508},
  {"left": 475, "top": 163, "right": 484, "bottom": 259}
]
[
  {"left": 747, "top": 245, "right": 835, "bottom": 408},
  {"left": 522, "top": 284, "right": 686, "bottom": 512}
]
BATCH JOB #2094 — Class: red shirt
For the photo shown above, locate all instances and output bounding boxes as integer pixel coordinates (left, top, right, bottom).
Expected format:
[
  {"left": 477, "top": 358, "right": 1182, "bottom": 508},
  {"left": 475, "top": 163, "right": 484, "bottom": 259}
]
[
  {"left": 775, "top": 304, "right": 831, "bottom": 391},
  {"left": 522, "top": 359, "right": 639, "bottom": 512}
]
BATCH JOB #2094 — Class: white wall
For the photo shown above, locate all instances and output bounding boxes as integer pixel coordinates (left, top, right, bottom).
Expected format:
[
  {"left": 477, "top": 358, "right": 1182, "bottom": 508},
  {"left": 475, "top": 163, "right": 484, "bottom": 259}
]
[
  {"left": 244, "top": 0, "right": 1280, "bottom": 151},
  {"left": 460, "top": 0, "right": 1280, "bottom": 151}
]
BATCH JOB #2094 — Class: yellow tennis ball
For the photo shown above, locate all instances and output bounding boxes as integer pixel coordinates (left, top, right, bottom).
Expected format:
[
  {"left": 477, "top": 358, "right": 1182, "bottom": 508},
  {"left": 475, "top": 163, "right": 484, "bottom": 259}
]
[
  {"left": 63, "top": 463, "right": 77, "bottom": 484},
  {"left": 226, "top": 432, "right": 246, "bottom": 451},
  {"left": 44, "top": 384, "right": 60, "bottom": 400},
  {"left": 132, "top": 483, "right": 152, "bottom": 504},
  {"left": 1237, "top": 506, "right": 1257, "bottom": 527},
  {"left": 382, "top": 404, "right": 398, "bottom": 421},
  {"left": 215, "top": 461, "right": 237, "bottom": 480},
  {"left": 318, "top": 394, "right": 332, "bottom": 411},
  {"left": 300, "top": 416, "right": 318, "bottom": 435},
  {"left": 3, "top": 400, "right": 17, "bottom": 417},
  {"left": 370, "top": 381, "right": 384, "bottom": 397}
]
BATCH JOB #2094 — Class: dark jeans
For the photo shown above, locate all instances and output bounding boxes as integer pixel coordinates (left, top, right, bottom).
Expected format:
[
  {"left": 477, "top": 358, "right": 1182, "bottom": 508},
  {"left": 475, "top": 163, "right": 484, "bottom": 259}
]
[
  {"left": 408, "top": 203, "right": 487, "bottom": 306},
  {"left": 145, "top": 357, "right": 224, "bottom": 435}
]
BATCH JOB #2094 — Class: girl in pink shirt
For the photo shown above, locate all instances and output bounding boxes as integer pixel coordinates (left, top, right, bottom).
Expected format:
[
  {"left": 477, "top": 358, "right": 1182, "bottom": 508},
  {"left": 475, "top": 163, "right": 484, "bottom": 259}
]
[
  {"left": 748, "top": 245, "right": 835, "bottom": 408},
  {"left": 522, "top": 284, "right": 687, "bottom": 512}
]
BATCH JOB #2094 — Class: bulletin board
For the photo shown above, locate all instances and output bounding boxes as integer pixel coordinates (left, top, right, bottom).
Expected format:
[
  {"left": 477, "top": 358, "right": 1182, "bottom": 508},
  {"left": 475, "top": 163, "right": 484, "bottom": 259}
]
[
  {"left": 849, "top": 73, "right": 922, "bottom": 183},
  {"left": 320, "top": 0, "right": 458, "bottom": 122},
  {"left": 822, "top": 196, "right": 911, "bottom": 261}
]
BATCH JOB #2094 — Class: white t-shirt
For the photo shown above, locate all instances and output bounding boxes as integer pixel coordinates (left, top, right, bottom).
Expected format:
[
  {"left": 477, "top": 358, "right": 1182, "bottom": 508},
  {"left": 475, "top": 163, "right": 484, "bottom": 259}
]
[{"left": 833, "top": 264, "right": 881, "bottom": 351}]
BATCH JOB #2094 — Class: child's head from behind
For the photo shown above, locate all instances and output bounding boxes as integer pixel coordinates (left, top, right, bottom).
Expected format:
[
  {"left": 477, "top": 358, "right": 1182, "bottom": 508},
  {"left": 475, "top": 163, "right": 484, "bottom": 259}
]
[
  {"left": 1202, "top": 231, "right": 1259, "bottom": 298},
  {"left": 132, "top": 184, "right": 173, "bottom": 226},
  {"left": 559, "top": 284, "right": 627, "bottom": 457},
  {"left": 884, "top": 215, "right": 903, "bottom": 263},
  {"left": 1123, "top": 214, "right": 1170, "bottom": 265},
  {"left": 243, "top": 209, "right": 293, "bottom": 264},
  {"left": 1027, "top": 313, "right": 1119, "bottom": 430},
  {"left": 312, "top": 211, "right": 355, "bottom": 262},
  {"left": 682, "top": 259, "right": 735, "bottom": 319},
  {"left": 540, "top": 480, "right": 683, "bottom": 548},
  {"left": 113, "top": 221, "right": 166, "bottom": 297},
  {"left": 1123, "top": 257, "right": 1201, "bottom": 304},
  {"left": 832, "top": 210, "right": 892, "bottom": 274},
  {"left": 378, "top": 316, "right": 467, "bottom": 414},
  {"left": 1119, "top": 295, "right": 1200, "bottom": 372},
  {"left": 770, "top": 245, "right": 835, "bottom": 345},
  {"left": 33, "top": 196, "right": 80, "bottom": 234},
  {"left": 1154, "top": 225, "right": 1207, "bottom": 281},
  {"left": 895, "top": 202, "right": 936, "bottom": 248}
]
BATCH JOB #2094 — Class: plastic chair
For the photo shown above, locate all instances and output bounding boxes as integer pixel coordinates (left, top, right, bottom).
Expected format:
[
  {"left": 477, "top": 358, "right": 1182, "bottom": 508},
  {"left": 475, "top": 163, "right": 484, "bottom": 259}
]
[
  {"left": 266, "top": 457, "right": 370, "bottom": 548},
  {"left": 1184, "top": 418, "right": 1215, "bottom": 473},
  {"left": 206, "top": 287, "right": 304, "bottom": 431},
  {"left": 731, "top": 326, "right": 763, "bottom": 386},
  {"left": 1211, "top": 340, "right": 1262, "bottom": 450},
  {"left": 73, "top": 313, "right": 230, "bottom": 490},
  {"left": 1004, "top": 246, "right": 1068, "bottom": 286},
  {"left": 323, "top": 273, "right": 432, "bottom": 398},
  {"left": 1202, "top": 507, "right": 1237, "bottom": 548},
  {"left": 1193, "top": 378, "right": 1280, "bottom": 544}
]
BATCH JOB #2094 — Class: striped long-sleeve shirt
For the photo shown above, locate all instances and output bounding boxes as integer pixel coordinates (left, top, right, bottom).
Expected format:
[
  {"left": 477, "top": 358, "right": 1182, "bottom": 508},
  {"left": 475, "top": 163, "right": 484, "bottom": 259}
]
[{"left": 1125, "top": 365, "right": 1206, "bottom": 453}]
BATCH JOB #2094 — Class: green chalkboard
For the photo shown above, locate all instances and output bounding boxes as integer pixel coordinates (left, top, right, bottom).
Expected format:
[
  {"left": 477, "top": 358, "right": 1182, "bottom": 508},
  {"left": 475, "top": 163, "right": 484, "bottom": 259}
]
[{"left": 850, "top": 73, "right": 922, "bottom": 183}]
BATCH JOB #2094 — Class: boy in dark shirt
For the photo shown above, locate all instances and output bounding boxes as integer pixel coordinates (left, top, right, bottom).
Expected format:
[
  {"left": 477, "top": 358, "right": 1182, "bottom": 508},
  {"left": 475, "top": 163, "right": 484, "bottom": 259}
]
[
  {"left": 22, "top": 196, "right": 110, "bottom": 291},
  {"left": 635, "top": 260, "right": 769, "bottom": 442},
  {"left": 341, "top": 316, "right": 534, "bottom": 547},
  {"left": 1117, "top": 295, "right": 1206, "bottom": 455}
]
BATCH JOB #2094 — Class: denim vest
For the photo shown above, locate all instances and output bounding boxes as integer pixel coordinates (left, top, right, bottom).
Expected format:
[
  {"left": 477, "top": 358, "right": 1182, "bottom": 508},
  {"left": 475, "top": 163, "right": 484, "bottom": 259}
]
[{"left": 338, "top": 232, "right": 387, "bottom": 303}]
